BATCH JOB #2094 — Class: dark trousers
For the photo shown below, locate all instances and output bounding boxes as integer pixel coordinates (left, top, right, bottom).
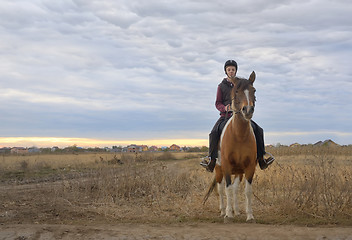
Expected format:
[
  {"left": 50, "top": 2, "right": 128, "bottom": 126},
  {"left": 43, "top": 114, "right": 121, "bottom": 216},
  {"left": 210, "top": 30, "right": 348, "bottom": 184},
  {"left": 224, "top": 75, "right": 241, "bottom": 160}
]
[{"left": 208, "top": 117, "right": 265, "bottom": 160}]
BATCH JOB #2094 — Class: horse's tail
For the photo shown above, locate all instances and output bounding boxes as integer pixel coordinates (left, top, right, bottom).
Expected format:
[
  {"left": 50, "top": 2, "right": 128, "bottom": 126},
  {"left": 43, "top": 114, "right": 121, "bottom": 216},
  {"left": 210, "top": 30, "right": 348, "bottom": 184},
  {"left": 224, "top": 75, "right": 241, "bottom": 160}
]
[{"left": 202, "top": 176, "right": 217, "bottom": 205}]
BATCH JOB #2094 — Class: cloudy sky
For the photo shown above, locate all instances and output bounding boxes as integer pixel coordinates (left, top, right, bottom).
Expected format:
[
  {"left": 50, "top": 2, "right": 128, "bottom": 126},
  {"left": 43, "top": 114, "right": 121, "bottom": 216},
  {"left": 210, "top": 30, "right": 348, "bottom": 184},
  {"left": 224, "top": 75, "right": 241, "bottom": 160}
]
[{"left": 1, "top": 0, "right": 352, "bottom": 147}]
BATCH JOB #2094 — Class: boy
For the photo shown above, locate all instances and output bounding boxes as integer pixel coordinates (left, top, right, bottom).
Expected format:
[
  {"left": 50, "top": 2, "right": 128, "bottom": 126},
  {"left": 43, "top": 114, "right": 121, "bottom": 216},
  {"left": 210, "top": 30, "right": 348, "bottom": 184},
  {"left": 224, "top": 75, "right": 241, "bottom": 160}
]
[{"left": 200, "top": 60, "right": 274, "bottom": 172}]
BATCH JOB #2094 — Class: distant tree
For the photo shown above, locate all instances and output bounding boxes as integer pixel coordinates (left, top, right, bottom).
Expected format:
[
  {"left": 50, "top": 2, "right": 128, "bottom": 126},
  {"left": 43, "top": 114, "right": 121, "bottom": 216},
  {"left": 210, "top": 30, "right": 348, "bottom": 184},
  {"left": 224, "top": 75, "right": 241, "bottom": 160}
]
[
  {"left": 200, "top": 146, "right": 208, "bottom": 152},
  {"left": 112, "top": 145, "right": 123, "bottom": 151},
  {"left": 275, "top": 143, "right": 282, "bottom": 148},
  {"left": 187, "top": 147, "right": 201, "bottom": 152},
  {"left": 65, "top": 144, "right": 84, "bottom": 153},
  {"left": 40, "top": 148, "right": 52, "bottom": 154}
]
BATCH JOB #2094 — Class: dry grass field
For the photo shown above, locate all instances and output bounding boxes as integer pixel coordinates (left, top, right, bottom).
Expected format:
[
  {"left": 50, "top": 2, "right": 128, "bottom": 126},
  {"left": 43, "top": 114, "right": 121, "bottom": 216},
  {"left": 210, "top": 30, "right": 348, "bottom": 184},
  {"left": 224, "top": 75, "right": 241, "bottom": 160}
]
[{"left": 1, "top": 146, "right": 352, "bottom": 239}]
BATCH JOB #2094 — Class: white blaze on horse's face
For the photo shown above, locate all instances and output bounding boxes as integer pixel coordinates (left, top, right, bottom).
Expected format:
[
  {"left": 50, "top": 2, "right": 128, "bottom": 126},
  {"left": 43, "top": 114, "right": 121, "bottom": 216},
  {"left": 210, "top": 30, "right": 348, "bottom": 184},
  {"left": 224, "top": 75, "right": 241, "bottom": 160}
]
[
  {"left": 244, "top": 89, "right": 250, "bottom": 106},
  {"left": 241, "top": 89, "right": 254, "bottom": 121}
]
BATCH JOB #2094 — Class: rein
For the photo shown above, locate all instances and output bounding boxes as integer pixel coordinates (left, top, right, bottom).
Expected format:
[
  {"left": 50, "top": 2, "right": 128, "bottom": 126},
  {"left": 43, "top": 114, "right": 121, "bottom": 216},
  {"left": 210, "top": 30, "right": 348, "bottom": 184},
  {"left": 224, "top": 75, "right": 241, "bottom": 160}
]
[
  {"left": 226, "top": 96, "right": 241, "bottom": 118},
  {"left": 225, "top": 109, "right": 240, "bottom": 119}
]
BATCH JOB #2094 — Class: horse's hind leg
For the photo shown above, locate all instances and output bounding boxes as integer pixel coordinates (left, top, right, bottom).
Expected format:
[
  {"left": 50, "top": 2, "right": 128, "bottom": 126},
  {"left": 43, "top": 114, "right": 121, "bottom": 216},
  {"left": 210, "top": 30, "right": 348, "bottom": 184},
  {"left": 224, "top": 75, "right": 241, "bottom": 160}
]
[
  {"left": 245, "top": 179, "right": 254, "bottom": 221},
  {"left": 218, "top": 180, "right": 225, "bottom": 216},
  {"left": 215, "top": 164, "right": 225, "bottom": 216}
]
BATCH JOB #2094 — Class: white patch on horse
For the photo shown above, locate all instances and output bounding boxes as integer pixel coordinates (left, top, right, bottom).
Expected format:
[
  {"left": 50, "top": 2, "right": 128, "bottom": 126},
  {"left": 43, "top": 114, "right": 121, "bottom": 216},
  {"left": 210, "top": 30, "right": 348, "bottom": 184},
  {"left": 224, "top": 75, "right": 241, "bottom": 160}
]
[
  {"left": 245, "top": 179, "right": 254, "bottom": 221},
  {"left": 220, "top": 116, "right": 233, "bottom": 144},
  {"left": 217, "top": 115, "right": 233, "bottom": 166},
  {"left": 233, "top": 176, "right": 241, "bottom": 216},
  {"left": 216, "top": 150, "right": 221, "bottom": 166}
]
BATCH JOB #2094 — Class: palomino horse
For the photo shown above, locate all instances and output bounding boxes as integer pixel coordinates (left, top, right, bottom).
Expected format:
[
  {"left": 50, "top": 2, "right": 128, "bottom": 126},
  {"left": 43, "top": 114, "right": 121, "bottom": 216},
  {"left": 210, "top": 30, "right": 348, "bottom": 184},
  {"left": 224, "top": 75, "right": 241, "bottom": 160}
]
[{"left": 204, "top": 71, "right": 257, "bottom": 222}]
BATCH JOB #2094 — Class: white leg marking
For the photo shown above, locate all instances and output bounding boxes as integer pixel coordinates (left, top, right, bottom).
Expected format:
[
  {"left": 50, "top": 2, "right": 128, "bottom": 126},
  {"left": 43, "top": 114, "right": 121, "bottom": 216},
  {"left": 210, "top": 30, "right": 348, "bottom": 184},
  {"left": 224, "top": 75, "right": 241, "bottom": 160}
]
[
  {"left": 233, "top": 176, "right": 241, "bottom": 216},
  {"left": 218, "top": 180, "right": 226, "bottom": 216},
  {"left": 216, "top": 150, "right": 221, "bottom": 166},
  {"left": 245, "top": 179, "right": 254, "bottom": 221},
  {"left": 225, "top": 180, "right": 234, "bottom": 218}
]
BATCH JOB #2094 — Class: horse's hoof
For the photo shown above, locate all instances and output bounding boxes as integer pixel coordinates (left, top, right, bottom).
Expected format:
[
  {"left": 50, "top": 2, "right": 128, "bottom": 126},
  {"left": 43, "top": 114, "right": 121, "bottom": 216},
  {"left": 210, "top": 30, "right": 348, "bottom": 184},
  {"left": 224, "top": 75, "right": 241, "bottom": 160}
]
[
  {"left": 224, "top": 216, "right": 233, "bottom": 224},
  {"left": 225, "top": 210, "right": 234, "bottom": 219},
  {"left": 246, "top": 216, "right": 255, "bottom": 223}
]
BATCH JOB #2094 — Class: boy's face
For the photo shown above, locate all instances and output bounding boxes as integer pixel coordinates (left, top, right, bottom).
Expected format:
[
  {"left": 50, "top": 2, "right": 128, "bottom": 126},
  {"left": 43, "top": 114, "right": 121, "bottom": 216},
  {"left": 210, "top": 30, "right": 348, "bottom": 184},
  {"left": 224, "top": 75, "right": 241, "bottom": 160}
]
[{"left": 226, "top": 66, "right": 237, "bottom": 78}]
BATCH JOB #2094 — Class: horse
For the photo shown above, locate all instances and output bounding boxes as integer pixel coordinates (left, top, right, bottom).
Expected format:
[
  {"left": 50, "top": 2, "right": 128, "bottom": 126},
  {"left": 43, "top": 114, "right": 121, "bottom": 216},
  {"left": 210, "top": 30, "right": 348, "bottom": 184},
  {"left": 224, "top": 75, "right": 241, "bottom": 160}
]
[{"left": 203, "top": 71, "right": 257, "bottom": 222}]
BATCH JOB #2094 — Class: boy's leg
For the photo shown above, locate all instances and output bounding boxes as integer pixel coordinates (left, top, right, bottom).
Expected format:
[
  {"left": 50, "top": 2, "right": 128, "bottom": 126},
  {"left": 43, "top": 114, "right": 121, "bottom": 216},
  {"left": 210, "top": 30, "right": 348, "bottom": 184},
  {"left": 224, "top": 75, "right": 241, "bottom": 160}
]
[
  {"left": 251, "top": 120, "right": 275, "bottom": 170},
  {"left": 201, "top": 117, "right": 225, "bottom": 172}
]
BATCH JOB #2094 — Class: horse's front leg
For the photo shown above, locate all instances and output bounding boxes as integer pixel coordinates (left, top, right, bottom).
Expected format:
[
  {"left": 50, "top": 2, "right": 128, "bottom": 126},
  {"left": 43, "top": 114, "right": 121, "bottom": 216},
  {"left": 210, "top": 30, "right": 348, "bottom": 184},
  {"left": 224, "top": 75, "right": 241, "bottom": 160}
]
[
  {"left": 224, "top": 174, "right": 234, "bottom": 218},
  {"left": 233, "top": 176, "right": 241, "bottom": 216},
  {"left": 245, "top": 179, "right": 254, "bottom": 221}
]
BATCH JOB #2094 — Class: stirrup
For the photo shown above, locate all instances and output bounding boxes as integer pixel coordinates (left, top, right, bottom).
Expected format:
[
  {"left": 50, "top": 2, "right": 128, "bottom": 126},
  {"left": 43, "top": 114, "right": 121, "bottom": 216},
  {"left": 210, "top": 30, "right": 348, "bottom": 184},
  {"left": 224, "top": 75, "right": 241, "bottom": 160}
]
[
  {"left": 264, "top": 152, "right": 275, "bottom": 165},
  {"left": 200, "top": 156, "right": 216, "bottom": 172},
  {"left": 200, "top": 156, "right": 210, "bottom": 167}
]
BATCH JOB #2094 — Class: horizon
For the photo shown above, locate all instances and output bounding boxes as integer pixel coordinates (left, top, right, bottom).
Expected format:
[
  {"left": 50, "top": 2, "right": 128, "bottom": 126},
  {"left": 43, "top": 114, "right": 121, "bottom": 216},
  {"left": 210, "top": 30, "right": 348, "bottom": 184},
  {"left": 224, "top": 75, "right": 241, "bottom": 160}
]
[
  {"left": 0, "top": 137, "right": 208, "bottom": 148},
  {"left": 0, "top": 136, "right": 349, "bottom": 149}
]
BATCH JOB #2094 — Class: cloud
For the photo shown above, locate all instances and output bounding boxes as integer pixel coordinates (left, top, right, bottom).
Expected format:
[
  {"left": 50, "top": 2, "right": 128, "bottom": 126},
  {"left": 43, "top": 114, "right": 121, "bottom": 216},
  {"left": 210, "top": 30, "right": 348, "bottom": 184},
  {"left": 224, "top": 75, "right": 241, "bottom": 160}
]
[
  {"left": 0, "top": 0, "right": 351, "bottom": 145},
  {"left": 265, "top": 131, "right": 352, "bottom": 145}
]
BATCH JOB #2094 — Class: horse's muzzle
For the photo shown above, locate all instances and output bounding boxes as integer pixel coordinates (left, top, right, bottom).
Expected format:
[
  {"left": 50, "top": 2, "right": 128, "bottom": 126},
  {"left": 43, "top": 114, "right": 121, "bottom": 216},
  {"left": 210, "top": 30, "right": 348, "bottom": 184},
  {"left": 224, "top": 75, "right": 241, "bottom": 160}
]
[{"left": 242, "top": 106, "right": 254, "bottom": 119}]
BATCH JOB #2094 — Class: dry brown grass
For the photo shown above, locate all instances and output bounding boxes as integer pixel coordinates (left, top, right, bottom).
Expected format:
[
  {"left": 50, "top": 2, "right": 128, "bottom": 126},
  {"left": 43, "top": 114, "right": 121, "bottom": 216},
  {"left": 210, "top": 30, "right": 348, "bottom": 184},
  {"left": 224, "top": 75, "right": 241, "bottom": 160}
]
[
  {"left": 254, "top": 154, "right": 352, "bottom": 225},
  {"left": 1, "top": 147, "right": 352, "bottom": 226}
]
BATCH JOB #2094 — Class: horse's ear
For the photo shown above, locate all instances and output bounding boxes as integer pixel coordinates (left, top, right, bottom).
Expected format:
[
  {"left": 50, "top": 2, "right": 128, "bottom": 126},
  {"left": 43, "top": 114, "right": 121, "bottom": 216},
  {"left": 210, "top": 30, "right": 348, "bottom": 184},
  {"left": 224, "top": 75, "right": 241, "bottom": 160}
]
[{"left": 249, "top": 71, "right": 256, "bottom": 85}]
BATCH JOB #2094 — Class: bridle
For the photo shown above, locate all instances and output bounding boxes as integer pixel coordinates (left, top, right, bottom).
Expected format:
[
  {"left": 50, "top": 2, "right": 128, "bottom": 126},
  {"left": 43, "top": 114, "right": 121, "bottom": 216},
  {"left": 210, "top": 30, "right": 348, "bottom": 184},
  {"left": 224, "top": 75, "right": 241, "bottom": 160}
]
[
  {"left": 229, "top": 95, "right": 241, "bottom": 116},
  {"left": 229, "top": 89, "right": 255, "bottom": 117}
]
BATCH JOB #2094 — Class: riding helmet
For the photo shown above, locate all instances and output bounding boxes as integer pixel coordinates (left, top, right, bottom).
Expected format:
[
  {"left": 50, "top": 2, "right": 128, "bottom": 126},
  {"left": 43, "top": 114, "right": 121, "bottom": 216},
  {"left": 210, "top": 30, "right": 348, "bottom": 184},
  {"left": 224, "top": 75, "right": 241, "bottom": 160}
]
[{"left": 224, "top": 60, "right": 238, "bottom": 74}]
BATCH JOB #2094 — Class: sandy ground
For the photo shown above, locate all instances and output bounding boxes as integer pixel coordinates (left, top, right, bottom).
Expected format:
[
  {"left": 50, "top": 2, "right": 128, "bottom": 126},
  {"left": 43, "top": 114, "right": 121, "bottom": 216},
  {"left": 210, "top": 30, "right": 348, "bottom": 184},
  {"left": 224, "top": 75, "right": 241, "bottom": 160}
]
[
  {"left": 1, "top": 156, "right": 352, "bottom": 240},
  {"left": 1, "top": 223, "right": 352, "bottom": 240}
]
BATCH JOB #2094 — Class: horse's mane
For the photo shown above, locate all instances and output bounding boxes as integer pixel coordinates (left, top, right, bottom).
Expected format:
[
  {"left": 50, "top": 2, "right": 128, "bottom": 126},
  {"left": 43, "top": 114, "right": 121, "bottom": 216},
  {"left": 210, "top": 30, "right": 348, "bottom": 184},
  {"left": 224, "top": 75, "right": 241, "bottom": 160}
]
[{"left": 232, "top": 77, "right": 251, "bottom": 91}]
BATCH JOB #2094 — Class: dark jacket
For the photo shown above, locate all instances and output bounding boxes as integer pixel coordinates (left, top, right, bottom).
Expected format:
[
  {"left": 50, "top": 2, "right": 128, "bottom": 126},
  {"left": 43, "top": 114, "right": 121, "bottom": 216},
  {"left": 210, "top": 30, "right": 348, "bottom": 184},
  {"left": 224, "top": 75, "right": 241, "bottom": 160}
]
[{"left": 216, "top": 78, "right": 234, "bottom": 117}]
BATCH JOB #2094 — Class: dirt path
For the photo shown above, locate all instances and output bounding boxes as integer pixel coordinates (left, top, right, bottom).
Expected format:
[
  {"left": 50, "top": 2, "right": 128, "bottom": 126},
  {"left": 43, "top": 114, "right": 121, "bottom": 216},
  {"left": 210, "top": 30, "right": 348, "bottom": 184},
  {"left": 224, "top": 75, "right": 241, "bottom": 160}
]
[
  {"left": 1, "top": 223, "right": 352, "bottom": 240},
  {"left": 1, "top": 157, "right": 352, "bottom": 239}
]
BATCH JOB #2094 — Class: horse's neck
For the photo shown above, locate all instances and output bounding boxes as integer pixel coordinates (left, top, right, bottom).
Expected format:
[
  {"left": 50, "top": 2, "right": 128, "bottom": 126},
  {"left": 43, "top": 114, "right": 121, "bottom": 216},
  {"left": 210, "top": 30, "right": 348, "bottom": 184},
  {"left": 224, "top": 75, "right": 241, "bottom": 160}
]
[{"left": 231, "top": 114, "right": 252, "bottom": 138}]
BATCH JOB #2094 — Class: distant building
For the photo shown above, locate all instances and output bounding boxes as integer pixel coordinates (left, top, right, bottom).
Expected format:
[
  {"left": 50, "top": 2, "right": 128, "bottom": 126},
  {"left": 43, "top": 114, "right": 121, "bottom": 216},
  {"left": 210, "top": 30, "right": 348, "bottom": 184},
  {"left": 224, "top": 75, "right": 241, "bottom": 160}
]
[
  {"left": 149, "top": 146, "right": 158, "bottom": 152},
  {"left": 110, "top": 148, "right": 122, "bottom": 153},
  {"left": 0, "top": 147, "right": 11, "bottom": 154},
  {"left": 11, "top": 147, "right": 28, "bottom": 154},
  {"left": 127, "top": 144, "right": 150, "bottom": 152},
  {"left": 314, "top": 139, "right": 339, "bottom": 147},
  {"left": 28, "top": 147, "right": 40, "bottom": 153},
  {"left": 140, "top": 145, "right": 149, "bottom": 151},
  {"left": 127, "top": 144, "right": 138, "bottom": 152},
  {"left": 289, "top": 143, "right": 300, "bottom": 147},
  {"left": 169, "top": 144, "right": 181, "bottom": 151}
]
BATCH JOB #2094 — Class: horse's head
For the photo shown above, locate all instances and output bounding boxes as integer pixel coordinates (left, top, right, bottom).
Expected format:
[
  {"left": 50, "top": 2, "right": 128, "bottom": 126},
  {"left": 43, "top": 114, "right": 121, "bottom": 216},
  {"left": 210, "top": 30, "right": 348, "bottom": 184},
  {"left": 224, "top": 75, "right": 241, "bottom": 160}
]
[{"left": 231, "top": 71, "right": 256, "bottom": 121}]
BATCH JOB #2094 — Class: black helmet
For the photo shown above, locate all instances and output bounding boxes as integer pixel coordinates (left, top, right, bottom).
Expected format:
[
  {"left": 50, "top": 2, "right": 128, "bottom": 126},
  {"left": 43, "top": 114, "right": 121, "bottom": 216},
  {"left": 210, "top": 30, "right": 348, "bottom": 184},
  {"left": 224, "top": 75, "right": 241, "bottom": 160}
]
[{"left": 224, "top": 60, "right": 238, "bottom": 74}]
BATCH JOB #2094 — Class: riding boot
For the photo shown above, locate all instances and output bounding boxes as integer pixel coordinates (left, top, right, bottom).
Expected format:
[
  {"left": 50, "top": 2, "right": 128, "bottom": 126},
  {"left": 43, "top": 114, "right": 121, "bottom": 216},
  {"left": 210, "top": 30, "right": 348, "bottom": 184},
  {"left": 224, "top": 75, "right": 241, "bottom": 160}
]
[
  {"left": 200, "top": 156, "right": 217, "bottom": 172},
  {"left": 201, "top": 123, "right": 220, "bottom": 170},
  {"left": 251, "top": 120, "right": 275, "bottom": 170},
  {"left": 201, "top": 117, "right": 229, "bottom": 172},
  {"left": 206, "top": 157, "right": 216, "bottom": 172},
  {"left": 258, "top": 152, "right": 275, "bottom": 170}
]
